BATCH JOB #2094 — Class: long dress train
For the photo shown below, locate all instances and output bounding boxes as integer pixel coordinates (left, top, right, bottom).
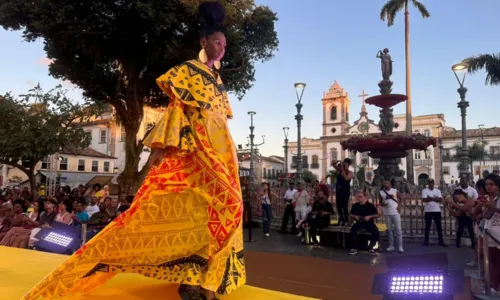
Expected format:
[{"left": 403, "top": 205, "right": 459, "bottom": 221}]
[{"left": 22, "top": 59, "right": 246, "bottom": 299}]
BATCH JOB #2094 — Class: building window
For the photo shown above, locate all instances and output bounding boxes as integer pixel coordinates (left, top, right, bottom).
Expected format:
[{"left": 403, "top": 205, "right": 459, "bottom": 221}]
[
  {"left": 312, "top": 155, "right": 319, "bottom": 165},
  {"left": 414, "top": 151, "right": 421, "bottom": 160},
  {"left": 59, "top": 157, "right": 68, "bottom": 171},
  {"left": 92, "top": 160, "right": 99, "bottom": 172},
  {"left": 330, "top": 148, "right": 338, "bottom": 161},
  {"left": 302, "top": 155, "right": 308, "bottom": 168},
  {"left": 490, "top": 146, "right": 500, "bottom": 159},
  {"left": 443, "top": 166, "right": 450, "bottom": 175},
  {"left": 41, "top": 157, "right": 51, "bottom": 170},
  {"left": 263, "top": 167, "right": 267, "bottom": 178},
  {"left": 272, "top": 169, "right": 276, "bottom": 179},
  {"left": 291, "top": 156, "right": 298, "bottom": 169},
  {"left": 99, "top": 129, "right": 107, "bottom": 144},
  {"left": 361, "top": 152, "right": 369, "bottom": 165},
  {"left": 330, "top": 106, "right": 337, "bottom": 120},
  {"left": 425, "top": 149, "right": 431, "bottom": 159},
  {"left": 104, "top": 161, "right": 110, "bottom": 172},
  {"left": 424, "top": 129, "right": 430, "bottom": 137},
  {"left": 78, "top": 159, "right": 85, "bottom": 171},
  {"left": 346, "top": 112, "right": 349, "bottom": 122},
  {"left": 120, "top": 126, "right": 126, "bottom": 142},
  {"left": 267, "top": 169, "right": 271, "bottom": 178}
]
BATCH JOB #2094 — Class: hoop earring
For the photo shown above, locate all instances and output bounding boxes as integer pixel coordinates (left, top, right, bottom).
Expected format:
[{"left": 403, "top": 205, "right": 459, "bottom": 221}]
[
  {"left": 198, "top": 49, "right": 208, "bottom": 63},
  {"left": 214, "top": 61, "right": 221, "bottom": 70}
]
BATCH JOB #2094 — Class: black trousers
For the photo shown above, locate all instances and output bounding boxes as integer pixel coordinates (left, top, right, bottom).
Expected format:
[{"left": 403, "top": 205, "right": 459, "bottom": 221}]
[
  {"left": 350, "top": 221, "right": 379, "bottom": 249},
  {"left": 336, "top": 191, "right": 350, "bottom": 224},
  {"left": 456, "top": 214, "right": 475, "bottom": 247},
  {"left": 308, "top": 216, "right": 331, "bottom": 244},
  {"left": 280, "top": 203, "right": 296, "bottom": 232},
  {"left": 424, "top": 212, "right": 444, "bottom": 243}
]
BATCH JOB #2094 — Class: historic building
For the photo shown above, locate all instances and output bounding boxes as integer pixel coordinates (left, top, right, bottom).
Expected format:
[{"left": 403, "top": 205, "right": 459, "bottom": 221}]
[{"left": 287, "top": 81, "right": 500, "bottom": 185}]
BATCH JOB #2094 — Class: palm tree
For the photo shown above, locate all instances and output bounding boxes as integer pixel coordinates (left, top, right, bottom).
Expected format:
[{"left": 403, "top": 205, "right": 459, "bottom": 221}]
[
  {"left": 451, "top": 141, "right": 489, "bottom": 176},
  {"left": 462, "top": 53, "right": 500, "bottom": 86},
  {"left": 380, "top": 0, "right": 430, "bottom": 184},
  {"left": 325, "top": 170, "right": 338, "bottom": 186}
]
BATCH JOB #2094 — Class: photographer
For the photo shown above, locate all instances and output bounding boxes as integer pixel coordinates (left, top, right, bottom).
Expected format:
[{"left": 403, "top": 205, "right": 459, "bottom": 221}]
[
  {"left": 302, "top": 190, "right": 334, "bottom": 247},
  {"left": 331, "top": 158, "right": 353, "bottom": 226}
]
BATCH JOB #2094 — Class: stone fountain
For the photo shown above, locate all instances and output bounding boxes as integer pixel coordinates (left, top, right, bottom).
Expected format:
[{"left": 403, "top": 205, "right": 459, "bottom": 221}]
[{"left": 341, "top": 48, "right": 437, "bottom": 193}]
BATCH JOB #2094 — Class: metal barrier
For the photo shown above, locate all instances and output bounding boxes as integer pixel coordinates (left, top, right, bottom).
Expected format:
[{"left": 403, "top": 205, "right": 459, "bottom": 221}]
[{"left": 250, "top": 185, "right": 460, "bottom": 238}]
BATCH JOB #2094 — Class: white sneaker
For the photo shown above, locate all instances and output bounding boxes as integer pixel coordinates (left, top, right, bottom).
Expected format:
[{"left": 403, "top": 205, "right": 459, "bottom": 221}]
[
  {"left": 297, "top": 232, "right": 303, "bottom": 237},
  {"left": 300, "top": 238, "right": 305, "bottom": 243},
  {"left": 386, "top": 246, "right": 395, "bottom": 252},
  {"left": 265, "top": 233, "right": 270, "bottom": 237},
  {"left": 398, "top": 246, "right": 404, "bottom": 253},
  {"left": 466, "top": 260, "right": 478, "bottom": 267}
]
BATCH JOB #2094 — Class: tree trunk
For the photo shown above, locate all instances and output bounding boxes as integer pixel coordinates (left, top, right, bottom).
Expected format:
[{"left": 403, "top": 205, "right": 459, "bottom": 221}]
[
  {"left": 28, "top": 167, "right": 36, "bottom": 201},
  {"left": 404, "top": 0, "right": 415, "bottom": 184},
  {"left": 117, "top": 104, "right": 144, "bottom": 198}
]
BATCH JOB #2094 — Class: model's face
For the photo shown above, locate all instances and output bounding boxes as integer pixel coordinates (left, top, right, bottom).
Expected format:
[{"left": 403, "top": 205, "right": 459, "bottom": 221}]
[{"left": 201, "top": 32, "right": 226, "bottom": 62}]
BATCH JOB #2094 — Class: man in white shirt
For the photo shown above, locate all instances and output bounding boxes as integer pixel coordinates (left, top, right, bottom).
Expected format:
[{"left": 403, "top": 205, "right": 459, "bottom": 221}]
[
  {"left": 379, "top": 180, "right": 404, "bottom": 253},
  {"left": 421, "top": 178, "right": 447, "bottom": 247},
  {"left": 455, "top": 177, "right": 478, "bottom": 200},
  {"left": 280, "top": 182, "right": 298, "bottom": 234},
  {"left": 85, "top": 196, "right": 100, "bottom": 218}
]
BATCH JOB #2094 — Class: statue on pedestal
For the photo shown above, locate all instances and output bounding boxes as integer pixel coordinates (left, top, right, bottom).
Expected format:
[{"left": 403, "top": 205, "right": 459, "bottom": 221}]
[
  {"left": 378, "top": 108, "right": 395, "bottom": 134},
  {"left": 377, "top": 48, "right": 393, "bottom": 81}
]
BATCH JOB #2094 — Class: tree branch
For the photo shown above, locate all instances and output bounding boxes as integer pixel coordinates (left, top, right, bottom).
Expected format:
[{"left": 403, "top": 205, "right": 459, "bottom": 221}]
[{"left": 0, "top": 159, "right": 29, "bottom": 176}]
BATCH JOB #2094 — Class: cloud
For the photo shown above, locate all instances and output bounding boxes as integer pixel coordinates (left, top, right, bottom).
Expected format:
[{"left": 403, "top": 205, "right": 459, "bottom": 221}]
[
  {"left": 36, "top": 57, "right": 53, "bottom": 66},
  {"left": 61, "top": 80, "right": 76, "bottom": 89}
]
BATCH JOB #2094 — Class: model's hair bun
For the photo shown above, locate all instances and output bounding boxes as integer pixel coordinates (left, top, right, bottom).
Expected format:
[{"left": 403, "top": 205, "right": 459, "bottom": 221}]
[{"left": 199, "top": 1, "right": 226, "bottom": 36}]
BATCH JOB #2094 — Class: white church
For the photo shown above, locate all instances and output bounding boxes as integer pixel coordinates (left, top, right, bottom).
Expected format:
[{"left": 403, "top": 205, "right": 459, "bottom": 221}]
[{"left": 287, "top": 81, "right": 500, "bottom": 186}]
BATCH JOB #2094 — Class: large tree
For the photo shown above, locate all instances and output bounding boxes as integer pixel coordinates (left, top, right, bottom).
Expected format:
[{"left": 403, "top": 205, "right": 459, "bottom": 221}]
[
  {"left": 463, "top": 53, "right": 500, "bottom": 86},
  {"left": 0, "top": 0, "right": 279, "bottom": 195},
  {"left": 0, "top": 85, "right": 98, "bottom": 197},
  {"left": 380, "top": 0, "right": 430, "bottom": 184}
]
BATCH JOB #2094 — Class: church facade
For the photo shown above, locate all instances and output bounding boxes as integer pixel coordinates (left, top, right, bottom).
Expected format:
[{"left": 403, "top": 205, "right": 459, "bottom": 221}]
[{"left": 286, "top": 81, "right": 499, "bottom": 186}]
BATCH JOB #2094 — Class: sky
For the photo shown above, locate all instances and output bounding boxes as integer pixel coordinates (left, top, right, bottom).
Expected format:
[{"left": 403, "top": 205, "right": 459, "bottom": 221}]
[{"left": 0, "top": 0, "right": 499, "bottom": 157}]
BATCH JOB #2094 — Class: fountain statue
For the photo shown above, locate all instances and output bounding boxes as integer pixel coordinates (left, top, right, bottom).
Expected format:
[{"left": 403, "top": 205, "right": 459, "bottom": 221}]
[{"left": 341, "top": 48, "right": 437, "bottom": 193}]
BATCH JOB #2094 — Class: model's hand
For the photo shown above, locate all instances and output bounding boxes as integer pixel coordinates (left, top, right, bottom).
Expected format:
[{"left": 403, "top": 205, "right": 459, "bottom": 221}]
[{"left": 150, "top": 149, "right": 167, "bottom": 166}]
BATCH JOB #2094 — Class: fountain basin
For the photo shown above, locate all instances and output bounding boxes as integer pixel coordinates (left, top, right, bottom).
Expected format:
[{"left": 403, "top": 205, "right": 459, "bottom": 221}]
[
  {"left": 365, "top": 94, "right": 407, "bottom": 109},
  {"left": 340, "top": 134, "right": 437, "bottom": 157}
]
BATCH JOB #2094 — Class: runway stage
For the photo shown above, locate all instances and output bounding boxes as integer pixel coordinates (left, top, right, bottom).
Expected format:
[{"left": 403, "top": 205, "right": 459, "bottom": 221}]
[
  {"left": 1, "top": 246, "right": 314, "bottom": 300},
  {"left": 1, "top": 246, "right": 472, "bottom": 299}
]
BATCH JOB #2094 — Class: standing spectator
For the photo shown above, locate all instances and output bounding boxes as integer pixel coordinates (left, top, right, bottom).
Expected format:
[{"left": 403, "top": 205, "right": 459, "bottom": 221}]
[
  {"left": 379, "top": 180, "right": 404, "bottom": 253},
  {"left": 456, "top": 177, "right": 479, "bottom": 200},
  {"left": 293, "top": 183, "right": 309, "bottom": 237},
  {"left": 280, "top": 182, "right": 297, "bottom": 234},
  {"left": 332, "top": 158, "right": 353, "bottom": 226},
  {"left": 259, "top": 182, "right": 278, "bottom": 237},
  {"left": 446, "top": 190, "right": 476, "bottom": 248},
  {"left": 422, "top": 179, "right": 447, "bottom": 247}
]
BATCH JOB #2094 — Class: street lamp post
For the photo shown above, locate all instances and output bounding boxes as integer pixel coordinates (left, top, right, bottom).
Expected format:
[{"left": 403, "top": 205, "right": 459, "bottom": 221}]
[
  {"left": 478, "top": 124, "right": 485, "bottom": 166},
  {"left": 283, "top": 127, "right": 290, "bottom": 188},
  {"left": 247, "top": 111, "right": 264, "bottom": 243},
  {"left": 452, "top": 63, "right": 471, "bottom": 183},
  {"left": 437, "top": 124, "right": 445, "bottom": 189},
  {"left": 294, "top": 82, "right": 306, "bottom": 183}
]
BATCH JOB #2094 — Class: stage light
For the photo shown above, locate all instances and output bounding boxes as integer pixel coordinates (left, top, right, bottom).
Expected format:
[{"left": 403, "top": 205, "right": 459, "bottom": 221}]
[
  {"left": 371, "top": 253, "right": 464, "bottom": 299},
  {"left": 34, "top": 222, "right": 82, "bottom": 255}
]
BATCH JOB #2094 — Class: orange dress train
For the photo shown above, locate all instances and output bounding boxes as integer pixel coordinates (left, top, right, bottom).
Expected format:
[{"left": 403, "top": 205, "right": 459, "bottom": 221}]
[{"left": 22, "top": 59, "right": 246, "bottom": 299}]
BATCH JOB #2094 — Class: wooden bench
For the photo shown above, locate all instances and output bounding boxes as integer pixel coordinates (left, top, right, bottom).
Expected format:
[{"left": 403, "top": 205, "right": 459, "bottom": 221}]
[{"left": 305, "top": 220, "right": 388, "bottom": 250}]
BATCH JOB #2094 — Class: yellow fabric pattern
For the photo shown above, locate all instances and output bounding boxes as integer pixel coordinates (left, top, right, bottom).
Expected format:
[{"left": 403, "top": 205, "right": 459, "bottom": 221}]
[{"left": 22, "top": 59, "right": 245, "bottom": 299}]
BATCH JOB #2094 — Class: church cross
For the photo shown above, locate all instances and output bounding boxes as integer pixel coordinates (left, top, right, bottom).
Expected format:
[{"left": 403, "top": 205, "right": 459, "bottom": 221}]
[{"left": 358, "top": 90, "right": 369, "bottom": 103}]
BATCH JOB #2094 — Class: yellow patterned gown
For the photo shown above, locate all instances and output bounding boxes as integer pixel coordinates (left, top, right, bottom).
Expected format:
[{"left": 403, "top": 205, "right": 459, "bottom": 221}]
[{"left": 23, "top": 59, "right": 246, "bottom": 299}]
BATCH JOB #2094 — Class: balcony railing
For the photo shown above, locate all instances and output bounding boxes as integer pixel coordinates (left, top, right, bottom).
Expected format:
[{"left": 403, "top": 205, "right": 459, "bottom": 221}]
[
  {"left": 414, "top": 159, "right": 433, "bottom": 166},
  {"left": 311, "top": 163, "right": 320, "bottom": 169}
]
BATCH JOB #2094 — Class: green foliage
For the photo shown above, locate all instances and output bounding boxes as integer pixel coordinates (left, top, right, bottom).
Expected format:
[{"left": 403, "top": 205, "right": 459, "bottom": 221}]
[
  {"left": 0, "top": 85, "right": 100, "bottom": 175},
  {"left": 463, "top": 53, "right": 500, "bottom": 86},
  {"left": 452, "top": 141, "right": 489, "bottom": 173},
  {"left": 380, "top": 0, "right": 430, "bottom": 26},
  {"left": 325, "top": 170, "right": 338, "bottom": 186},
  {"left": 356, "top": 166, "right": 366, "bottom": 186},
  {"left": 302, "top": 169, "right": 318, "bottom": 184}
]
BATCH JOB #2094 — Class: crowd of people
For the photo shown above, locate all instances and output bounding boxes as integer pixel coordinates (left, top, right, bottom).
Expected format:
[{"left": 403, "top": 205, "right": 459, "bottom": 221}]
[
  {"left": 258, "top": 158, "right": 500, "bottom": 295},
  {"left": 0, "top": 183, "right": 134, "bottom": 251}
]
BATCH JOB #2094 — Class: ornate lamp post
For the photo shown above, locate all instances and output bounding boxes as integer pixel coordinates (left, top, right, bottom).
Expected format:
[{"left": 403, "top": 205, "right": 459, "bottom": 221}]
[
  {"left": 452, "top": 63, "right": 471, "bottom": 183},
  {"left": 283, "top": 127, "right": 290, "bottom": 187},
  {"left": 437, "top": 124, "right": 445, "bottom": 189},
  {"left": 248, "top": 112, "right": 257, "bottom": 194},
  {"left": 294, "top": 82, "right": 306, "bottom": 183}
]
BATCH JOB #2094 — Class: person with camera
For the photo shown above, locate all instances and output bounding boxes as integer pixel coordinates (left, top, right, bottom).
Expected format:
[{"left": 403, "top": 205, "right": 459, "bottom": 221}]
[
  {"left": 379, "top": 180, "right": 404, "bottom": 253},
  {"left": 349, "top": 190, "right": 380, "bottom": 255},
  {"left": 331, "top": 158, "right": 353, "bottom": 226}
]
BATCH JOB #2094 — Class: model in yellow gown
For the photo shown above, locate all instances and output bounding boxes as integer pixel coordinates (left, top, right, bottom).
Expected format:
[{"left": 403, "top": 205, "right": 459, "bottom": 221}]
[{"left": 22, "top": 59, "right": 246, "bottom": 299}]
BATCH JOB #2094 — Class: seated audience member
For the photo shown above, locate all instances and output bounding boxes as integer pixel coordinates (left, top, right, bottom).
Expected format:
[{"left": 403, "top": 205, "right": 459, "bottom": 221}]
[
  {"left": 296, "top": 197, "right": 315, "bottom": 232},
  {"left": 72, "top": 198, "right": 89, "bottom": 227},
  {"left": 349, "top": 190, "right": 380, "bottom": 255},
  {"left": 0, "top": 200, "right": 33, "bottom": 240},
  {"left": 85, "top": 197, "right": 100, "bottom": 218},
  {"left": 86, "top": 202, "right": 112, "bottom": 241},
  {"left": 301, "top": 190, "right": 334, "bottom": 247},
  {"left": 106, "top": 198, "right": 120, "bottom": 220}
]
